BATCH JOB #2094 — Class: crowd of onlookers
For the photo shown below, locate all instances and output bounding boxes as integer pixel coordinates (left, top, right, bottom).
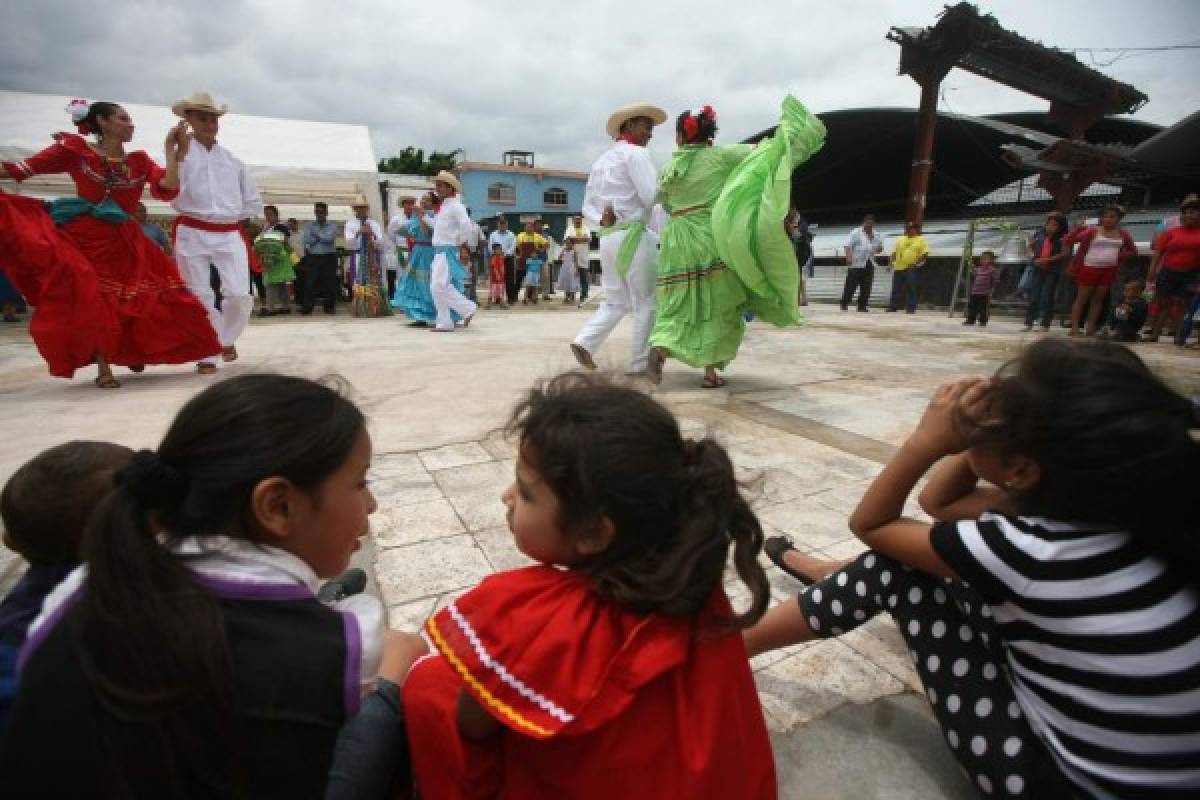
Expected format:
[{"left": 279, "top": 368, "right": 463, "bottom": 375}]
[
  {"left": 229, "top": 200, "right": 602, "bottom": 317},
  {"left": 834, "top": 193, "right": 1200, "bottom": 345}
]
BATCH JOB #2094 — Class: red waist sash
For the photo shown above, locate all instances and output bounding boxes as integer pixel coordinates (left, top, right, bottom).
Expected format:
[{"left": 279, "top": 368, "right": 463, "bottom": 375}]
[{"left": 172, "top": 215, "right": 261, "bottom": 273}]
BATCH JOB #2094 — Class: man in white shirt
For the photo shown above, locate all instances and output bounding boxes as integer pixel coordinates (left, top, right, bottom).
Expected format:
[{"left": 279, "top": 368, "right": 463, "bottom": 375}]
[
  {"left": 429, "top": 171, "right": 478, "bottom": 332},
  {"left": 344, "top": 201, "right": 387, "bottom": 297},
  {"left": 562, "top": 215, "right": 593, "bottom": 302},
  {"left": 571, "top": 101, "right": 666, "bottom": 373},
  {"left": 841, "top": 213, "right": 884, "bottom": 312},
  {"left": 170, "top": 91, "right": 263, "bottom": 374},
  {"left": 487, "top": 217, "right": 517, "bottom": 303}
]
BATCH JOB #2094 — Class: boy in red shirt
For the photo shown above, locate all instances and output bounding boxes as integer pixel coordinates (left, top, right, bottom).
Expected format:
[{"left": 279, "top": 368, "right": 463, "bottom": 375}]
[{"left": 487, "top": 243, "right": 507, "bottom": 308}]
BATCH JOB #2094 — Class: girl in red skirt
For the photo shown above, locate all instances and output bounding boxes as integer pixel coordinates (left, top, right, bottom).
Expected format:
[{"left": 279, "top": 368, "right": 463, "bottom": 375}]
[
  {"left": 400, "top": 374, "right": 777, "bottom": 799},
  {"left": 0, "top": 99, "right": 220, "bottom": 387}
]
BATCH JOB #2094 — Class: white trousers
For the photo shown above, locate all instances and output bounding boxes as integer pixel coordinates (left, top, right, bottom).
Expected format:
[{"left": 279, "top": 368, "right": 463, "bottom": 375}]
[
  {"left": 175, "top": 226, "right": 252, "bottom": 357},
  {"left": 573, "top": 228, "right": 658, "bottom": 371},
  {"left": 430, "top": 253, "right": 477, "bottom": 331}
]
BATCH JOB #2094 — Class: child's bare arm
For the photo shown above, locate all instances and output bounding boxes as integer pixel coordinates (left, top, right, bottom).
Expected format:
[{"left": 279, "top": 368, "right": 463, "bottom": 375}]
[
  {"left": 847, "top": 380, "right": 992, "bottom": 578},
  {"left": 377, "top": 629, "right": 429, "bottom": 685},
  {"left": 918, "top": 453, "right": 1012, "bottom": 520},
  {"left": 457, "top": 690, "right": 502, "bottom": 740}
]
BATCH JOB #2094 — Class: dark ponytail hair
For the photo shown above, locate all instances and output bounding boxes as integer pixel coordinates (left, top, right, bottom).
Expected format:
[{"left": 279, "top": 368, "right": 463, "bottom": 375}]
[
  {"left": 77, "top": 101, "right": 121, "bottom": 136},
  {"left": 958, "top": 338, "right": 1200, "bottom": 570},
  {"left": 676, "top": 105, "right": 718, "bottom": 144},
  {"left": 507, "top": 373, "right": 769, "bottom": 628},
  {"left": 77, "top": 374, "right": 366, "bottom": 795}
]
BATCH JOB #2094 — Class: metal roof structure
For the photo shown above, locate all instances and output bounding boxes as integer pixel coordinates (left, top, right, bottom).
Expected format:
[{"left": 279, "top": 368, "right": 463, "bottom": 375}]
[
  {"left": 887, "top": 3, "right": 1147, "bottom": 135},
  {"left": 885, "top": 3, "right": 1151, "bottom": 222}
]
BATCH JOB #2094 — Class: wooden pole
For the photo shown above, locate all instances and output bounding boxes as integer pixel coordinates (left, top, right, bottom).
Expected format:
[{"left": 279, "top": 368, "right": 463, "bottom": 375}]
[{"left": 906, "top": 78, "right": 941, "bottom": 227}]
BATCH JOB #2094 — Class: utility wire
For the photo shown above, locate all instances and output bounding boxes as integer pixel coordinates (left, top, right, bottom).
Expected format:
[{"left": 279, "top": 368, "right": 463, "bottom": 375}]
[{"left": 1063, "top": 43, "right": 1200, "bottom": 67}]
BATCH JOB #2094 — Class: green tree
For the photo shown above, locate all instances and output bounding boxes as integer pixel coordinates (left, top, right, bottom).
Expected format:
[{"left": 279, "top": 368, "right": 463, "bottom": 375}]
[{"left": 378, "top": 146, "right": 463, "bottom": 176}]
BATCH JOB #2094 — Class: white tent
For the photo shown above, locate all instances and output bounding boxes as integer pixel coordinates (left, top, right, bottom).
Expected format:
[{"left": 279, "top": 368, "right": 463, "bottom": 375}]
[{"left": 0, "top": 90, "right": 383, "bottom": 223}]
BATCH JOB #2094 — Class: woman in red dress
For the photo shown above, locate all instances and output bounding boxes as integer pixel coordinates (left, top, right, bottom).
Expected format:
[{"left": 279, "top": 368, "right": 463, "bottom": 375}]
[
  {"left": 0, "top": 99, "right": 220, "bottom": 387},
  {"left": 399, "top": 374, "right": 777, "bottom": 799}
]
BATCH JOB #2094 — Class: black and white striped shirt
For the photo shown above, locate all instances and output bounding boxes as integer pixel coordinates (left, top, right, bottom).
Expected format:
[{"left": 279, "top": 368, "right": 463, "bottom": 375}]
[{"left": 931, "top": 513, "right": 1200, "bottom": 799}]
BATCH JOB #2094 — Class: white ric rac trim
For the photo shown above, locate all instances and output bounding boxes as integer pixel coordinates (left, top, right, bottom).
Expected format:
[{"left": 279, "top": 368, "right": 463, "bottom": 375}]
[{"left": 447, "top": 601, "right": 574, "bottom": 724}]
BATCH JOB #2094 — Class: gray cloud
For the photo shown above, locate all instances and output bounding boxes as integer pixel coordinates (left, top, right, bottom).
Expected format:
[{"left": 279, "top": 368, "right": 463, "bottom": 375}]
[{"left": 2, "top": 0, "right": 1197, "bottom": 172}]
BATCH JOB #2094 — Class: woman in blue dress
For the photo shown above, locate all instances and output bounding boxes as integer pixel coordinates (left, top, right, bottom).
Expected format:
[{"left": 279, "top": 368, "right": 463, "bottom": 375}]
[{"left": 392, "top": 192, "right": 438, "bottom": 327}]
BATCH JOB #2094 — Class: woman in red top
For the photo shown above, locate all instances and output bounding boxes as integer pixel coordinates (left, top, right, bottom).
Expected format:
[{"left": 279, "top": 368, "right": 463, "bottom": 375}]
[
  {"left": 400, "top": 374, "right": 777, "bottom": 799},
  {"left": 1145, "top": 195, "right": 1200, "bottom": 342},
  {"left": 0, "top": 100, "right": 220, "bottom": 387},
  {"left": 1063, "top": 205, "right": 1137, "bottom": 337}
]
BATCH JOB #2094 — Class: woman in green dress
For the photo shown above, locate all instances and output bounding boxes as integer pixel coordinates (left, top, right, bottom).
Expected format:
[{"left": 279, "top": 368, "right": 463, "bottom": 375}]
[{"left": 647, "top": 97, "right": 825, "bottom": 387}]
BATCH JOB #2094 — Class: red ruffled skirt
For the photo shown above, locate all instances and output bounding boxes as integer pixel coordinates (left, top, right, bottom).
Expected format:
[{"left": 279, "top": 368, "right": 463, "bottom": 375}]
[{"left": 0, "top": 191, "right": 220, "bottom": 377}]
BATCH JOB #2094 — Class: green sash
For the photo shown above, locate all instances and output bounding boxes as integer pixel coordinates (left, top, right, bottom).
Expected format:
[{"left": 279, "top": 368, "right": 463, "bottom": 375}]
[
  {"left": 596, "top": 218, "right": 646, "bottom": 278},
  {"left": 48, "top": 197, "right": 128, "bottom": 226}
]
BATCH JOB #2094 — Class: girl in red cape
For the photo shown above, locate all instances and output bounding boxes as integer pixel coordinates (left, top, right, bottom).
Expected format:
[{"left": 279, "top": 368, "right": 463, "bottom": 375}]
[
  {"left": 0, "top": 99, "right": 220, "bottom": 387},
  {"left": 399, "top": 373, "right": 777, "bottom": 799}
]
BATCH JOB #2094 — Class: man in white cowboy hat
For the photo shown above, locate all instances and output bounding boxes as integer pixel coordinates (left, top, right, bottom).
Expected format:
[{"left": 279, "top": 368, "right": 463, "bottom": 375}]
[
  {"left": 428, "top": 170, "right": 478, "bottom": 331},
  {"left": 344, "top": 197, "right": 386, "bottom": 296},
  {"left": 571, "top": 101, "right": 666, "bottom": 373},
  {"left": 169, "top": 90, "right": 262, "bottom": 374}
]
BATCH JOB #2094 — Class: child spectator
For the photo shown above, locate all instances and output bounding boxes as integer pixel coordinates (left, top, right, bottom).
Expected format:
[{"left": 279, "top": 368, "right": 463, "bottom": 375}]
[
  {"left": 522, "top": 251, "right": 543, "bottom": 304},
  {"left": 0, "top": 375, "right": 413, "bottom": 798},
  {"left": 557, "top": 240, "right": 581, "bottom": 304},
  {"left": 401, "top": 374, "right": 776, "bottom": 798},
  {"left": 963, "top": 250, "right": 998, "bottom": 326},
  {"left": 751, "top": 338, "right": 1200, "bottom": 798},
  {"left": 0, "top": 441, "right": 133, "bottom": 729},
  {"left": 1108, "top": 280, "right": 1149, "bottom": 342},
  {"left": 253, "top": 226, "right": 295, "bottom": 317},
  {"left": 487, "top": 243, "right": 507, "bottom": 308}
]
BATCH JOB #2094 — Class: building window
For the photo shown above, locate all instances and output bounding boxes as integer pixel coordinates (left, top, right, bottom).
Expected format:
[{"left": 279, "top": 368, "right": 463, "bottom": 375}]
[
  {"left": 543, "top": 187, "right": 568, "bottom": 207},
  {"left": 488, "top": 182, "right": 516, "bottom": 205}
]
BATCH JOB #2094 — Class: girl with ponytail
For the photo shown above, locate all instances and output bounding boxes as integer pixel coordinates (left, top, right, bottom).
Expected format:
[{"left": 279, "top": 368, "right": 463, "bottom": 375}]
[
  {"left": 0, "top": 374, "right": 414, "bottom": 798},
  {"left": 401, "top": 372, "right": 776, "bottom": 799},
  {"left": 747, "top": 338, "right": 1200, "bottom": 797}
]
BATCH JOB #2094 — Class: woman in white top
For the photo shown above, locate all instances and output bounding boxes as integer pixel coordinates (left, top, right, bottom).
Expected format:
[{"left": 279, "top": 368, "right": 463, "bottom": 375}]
[{"left": 1064, "top": 205, "right": 1137, "bottom": 337}]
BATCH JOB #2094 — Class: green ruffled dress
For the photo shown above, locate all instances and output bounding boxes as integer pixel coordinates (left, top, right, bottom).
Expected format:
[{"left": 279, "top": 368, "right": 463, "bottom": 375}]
[{"left": 647, "top": 96, "right": 825, "bottom": 369}]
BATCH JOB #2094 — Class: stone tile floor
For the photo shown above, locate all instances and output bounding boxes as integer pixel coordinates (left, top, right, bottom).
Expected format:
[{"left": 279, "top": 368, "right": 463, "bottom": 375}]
[{"left": 3, "top": 301, "right": 1198, "bottom": 798}]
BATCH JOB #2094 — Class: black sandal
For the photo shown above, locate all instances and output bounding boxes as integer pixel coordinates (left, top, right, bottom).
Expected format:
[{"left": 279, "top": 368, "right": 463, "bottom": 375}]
[{"left": 764, "top": 536, "right": 817, "bottom": 586}]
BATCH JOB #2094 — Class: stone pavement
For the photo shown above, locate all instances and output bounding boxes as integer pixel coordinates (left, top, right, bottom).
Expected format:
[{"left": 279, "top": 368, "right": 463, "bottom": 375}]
[{"left": 2, "top": 301, "right": 1197, "bottom": 798}]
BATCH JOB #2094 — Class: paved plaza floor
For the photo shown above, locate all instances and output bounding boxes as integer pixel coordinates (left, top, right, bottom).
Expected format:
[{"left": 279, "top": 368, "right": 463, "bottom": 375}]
[{"left": 2, "top": 301, "right": 1197, "bottom": 798}]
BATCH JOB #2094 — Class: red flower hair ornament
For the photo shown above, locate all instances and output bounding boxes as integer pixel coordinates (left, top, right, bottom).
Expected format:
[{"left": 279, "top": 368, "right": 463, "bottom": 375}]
[{"left": 682, "top": 114, "right": 699, "bottom": 141}]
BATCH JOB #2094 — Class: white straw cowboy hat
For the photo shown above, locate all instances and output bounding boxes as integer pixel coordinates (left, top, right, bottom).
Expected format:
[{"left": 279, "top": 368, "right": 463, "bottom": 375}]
[
  {"left": 606, "top": 102, "right": 667, "bottom": 139},
  {"left": 171, "top": 91, "right": 229, "bottom": 118},
  {"left": 433, "top": 170, "right": 462, "bottom": 194}
]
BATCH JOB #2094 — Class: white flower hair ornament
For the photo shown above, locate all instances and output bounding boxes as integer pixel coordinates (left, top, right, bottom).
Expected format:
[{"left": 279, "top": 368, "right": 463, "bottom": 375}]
[{"left": 65, "top": 98, "right": 93, "bottom": 134}]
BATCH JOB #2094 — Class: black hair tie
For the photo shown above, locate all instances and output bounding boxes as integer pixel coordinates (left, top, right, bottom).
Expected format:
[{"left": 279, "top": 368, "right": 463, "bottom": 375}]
[{"left": 116, "top": 449, "right": 187, "bottom": 509}]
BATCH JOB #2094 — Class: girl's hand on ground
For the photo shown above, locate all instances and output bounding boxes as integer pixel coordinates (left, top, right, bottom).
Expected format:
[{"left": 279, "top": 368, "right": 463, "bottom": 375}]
[{"left": 909, "top": 378, "right": 989, "bottom": 455}]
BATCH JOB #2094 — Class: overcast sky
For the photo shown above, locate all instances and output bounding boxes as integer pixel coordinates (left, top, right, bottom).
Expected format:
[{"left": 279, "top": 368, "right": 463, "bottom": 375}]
[{"left": 2, "top": 0, "right": 1197, "bottom": 171}]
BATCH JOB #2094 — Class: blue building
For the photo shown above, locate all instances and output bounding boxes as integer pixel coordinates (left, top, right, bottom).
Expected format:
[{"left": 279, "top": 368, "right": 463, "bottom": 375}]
[{"left": 459, "top": 151, "right": 588, "bottom": 240}]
